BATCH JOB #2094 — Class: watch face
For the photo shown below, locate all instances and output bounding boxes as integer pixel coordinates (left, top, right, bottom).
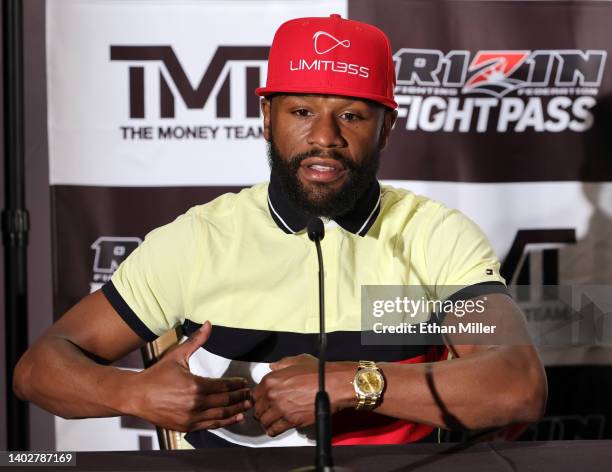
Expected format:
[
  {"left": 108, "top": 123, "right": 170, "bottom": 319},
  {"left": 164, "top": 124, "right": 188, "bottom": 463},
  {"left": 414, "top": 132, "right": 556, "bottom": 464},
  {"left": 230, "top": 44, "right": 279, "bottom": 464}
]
[{"left": 355, "top": 369, "right": 384, "bottom": 396}]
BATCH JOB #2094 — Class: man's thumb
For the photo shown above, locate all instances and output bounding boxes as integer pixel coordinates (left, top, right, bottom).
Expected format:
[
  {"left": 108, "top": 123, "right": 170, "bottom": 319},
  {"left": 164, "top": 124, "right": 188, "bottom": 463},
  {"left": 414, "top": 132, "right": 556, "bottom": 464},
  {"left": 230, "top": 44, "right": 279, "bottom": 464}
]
[{"left": 176, "top": 321, "right": 212, "bottom": 360}]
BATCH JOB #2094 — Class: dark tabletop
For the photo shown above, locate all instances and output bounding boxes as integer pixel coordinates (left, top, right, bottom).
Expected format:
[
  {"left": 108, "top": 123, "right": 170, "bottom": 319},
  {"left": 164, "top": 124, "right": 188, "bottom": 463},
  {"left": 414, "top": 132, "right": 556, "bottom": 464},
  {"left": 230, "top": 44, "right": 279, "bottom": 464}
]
[{"left": 6, "top": 441, "right": 612, "bottom": 472}]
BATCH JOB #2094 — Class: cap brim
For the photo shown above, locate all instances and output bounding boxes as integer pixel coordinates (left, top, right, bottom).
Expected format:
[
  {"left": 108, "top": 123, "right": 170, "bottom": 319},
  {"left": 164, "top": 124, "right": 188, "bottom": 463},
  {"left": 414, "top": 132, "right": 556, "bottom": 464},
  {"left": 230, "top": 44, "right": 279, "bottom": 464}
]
[{"left": 255, "top": 86, "right": 397, "bottom": 110}]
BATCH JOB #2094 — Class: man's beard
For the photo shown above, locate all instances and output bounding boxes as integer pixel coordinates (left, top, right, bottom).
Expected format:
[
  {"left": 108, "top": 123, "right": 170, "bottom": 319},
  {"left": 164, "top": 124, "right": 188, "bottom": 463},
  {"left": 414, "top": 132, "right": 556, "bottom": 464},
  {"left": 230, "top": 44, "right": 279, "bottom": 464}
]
[{"left": 267, "top": 137, "right": 380, "bottom": 219}]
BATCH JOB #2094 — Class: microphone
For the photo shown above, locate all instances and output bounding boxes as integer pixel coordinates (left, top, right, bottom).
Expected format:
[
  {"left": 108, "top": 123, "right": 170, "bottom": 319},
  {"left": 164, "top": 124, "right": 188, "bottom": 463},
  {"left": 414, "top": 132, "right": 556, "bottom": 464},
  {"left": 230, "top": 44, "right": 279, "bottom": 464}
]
[
  {"left": 293, "top": 219, "right": 349, "bottom": 472},
  {"left": 307, "top": 217, "right": 325, "bottom": 243},
  {"left": 307, "top": 218, "right": 332, "bottom": 471}
]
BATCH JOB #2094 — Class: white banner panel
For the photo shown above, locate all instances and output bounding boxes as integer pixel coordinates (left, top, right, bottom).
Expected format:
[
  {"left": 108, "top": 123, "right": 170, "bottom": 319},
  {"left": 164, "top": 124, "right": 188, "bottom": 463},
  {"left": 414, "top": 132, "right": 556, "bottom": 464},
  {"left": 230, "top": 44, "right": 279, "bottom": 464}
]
[
  {"left": 384, "top": 181, "right": 601, "bottom": 256},
  {"left": 47, "top": 0, "right": 347, "bottom": 186},
  {"left": 55, "top": 417, "right": 158, "bottom": 452},
  {"left": 47, "top": 0, "right": 347, "bottom": 451},
  {"left": 384, "top": 180, "right": 612, "bottom": 284}
]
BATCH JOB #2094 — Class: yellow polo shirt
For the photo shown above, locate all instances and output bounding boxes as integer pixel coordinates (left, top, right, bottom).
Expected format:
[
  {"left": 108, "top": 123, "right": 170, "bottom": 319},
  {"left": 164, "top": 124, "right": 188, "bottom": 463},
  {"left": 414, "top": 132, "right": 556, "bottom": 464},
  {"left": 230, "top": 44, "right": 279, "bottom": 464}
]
[{"left": 103, "top": 181, "right": 505, "bottom": 448}]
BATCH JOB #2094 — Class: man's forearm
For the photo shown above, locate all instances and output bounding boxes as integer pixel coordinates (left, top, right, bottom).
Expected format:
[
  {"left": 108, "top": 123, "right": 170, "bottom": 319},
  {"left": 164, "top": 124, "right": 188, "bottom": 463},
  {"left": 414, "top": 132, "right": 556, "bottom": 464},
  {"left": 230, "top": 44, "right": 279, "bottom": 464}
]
[
  {"left": 14, "top": 335, "right": 136, "bottom": 419},
  {"left": 16, "top": 322, "right": 253, "bottom": 434},
  {"left": 330, "top": 346, "right": 546, "bottom": 430}
]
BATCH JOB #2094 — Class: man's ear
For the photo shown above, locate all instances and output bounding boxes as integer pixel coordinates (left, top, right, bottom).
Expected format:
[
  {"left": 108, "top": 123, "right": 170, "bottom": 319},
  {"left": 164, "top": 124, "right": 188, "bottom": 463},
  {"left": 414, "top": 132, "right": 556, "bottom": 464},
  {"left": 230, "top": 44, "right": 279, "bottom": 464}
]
[
  {"left": 261, "top": 98, "right": 272, "bottom": 142},
  {"left": 378, "top": 109, "right": 398, "bottom": 150}
]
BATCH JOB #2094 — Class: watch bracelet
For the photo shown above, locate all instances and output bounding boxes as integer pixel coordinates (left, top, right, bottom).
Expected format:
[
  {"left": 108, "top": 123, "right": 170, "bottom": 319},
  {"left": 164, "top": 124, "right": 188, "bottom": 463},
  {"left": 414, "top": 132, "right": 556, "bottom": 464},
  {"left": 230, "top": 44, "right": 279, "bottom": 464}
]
[{"left": 355, "top": 360, "right": 382, "bottom": 410}]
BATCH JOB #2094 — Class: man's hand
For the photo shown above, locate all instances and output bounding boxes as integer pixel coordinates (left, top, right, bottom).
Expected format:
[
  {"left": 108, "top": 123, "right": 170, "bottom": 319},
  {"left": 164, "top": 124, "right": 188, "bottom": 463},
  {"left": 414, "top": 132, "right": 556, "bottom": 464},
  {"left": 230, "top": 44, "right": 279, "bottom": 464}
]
[
  {"left": 126, "top": 321, "right": 252, "bottom": 433},
  {"left": 13, "top": 292, "right": 253, "bottom": 429},
  {"left": 253, "top": 354, "right": 355, "bottom": 437}
]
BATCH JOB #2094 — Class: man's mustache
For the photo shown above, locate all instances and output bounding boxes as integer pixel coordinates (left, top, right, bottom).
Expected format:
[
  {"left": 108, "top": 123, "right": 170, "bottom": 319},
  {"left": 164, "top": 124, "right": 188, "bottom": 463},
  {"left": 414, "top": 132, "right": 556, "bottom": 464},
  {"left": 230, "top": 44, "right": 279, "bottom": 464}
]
[{"left": 289, "top": 149, "right": 357, "bottom": 171}]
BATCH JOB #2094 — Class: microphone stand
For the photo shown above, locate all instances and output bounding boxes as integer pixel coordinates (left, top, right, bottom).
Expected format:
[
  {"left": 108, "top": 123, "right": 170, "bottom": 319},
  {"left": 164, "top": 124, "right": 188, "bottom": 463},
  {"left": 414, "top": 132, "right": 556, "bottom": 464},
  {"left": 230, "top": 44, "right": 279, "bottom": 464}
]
[
  {"left": 313, "top": 222, "right": 332, "bottom": 471},
  {"left": 292, "top": 218, "right": 350, "bottom": 472}
]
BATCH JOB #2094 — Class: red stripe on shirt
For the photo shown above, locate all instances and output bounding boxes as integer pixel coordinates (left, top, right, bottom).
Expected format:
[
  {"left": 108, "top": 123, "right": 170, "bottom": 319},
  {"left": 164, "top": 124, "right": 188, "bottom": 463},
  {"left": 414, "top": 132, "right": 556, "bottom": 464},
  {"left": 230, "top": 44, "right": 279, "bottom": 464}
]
[{"left": 331, "top": 347, "right": 448, "bottom": 445}]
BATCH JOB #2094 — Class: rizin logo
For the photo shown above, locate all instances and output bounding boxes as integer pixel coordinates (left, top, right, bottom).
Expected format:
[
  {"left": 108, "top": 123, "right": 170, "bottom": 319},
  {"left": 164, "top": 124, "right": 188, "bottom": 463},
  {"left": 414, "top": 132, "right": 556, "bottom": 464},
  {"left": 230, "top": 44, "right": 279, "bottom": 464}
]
[
  {"left": 89, "top": 236, "right": 142, "bottom": 293},
  {"left": 393, "top": 48, "right": 607, "bottom": 133},
  {"left": 313, "top": 31, "right": 351, "bottom": 55},
  {"left": 464, "top": 51, "right": 531, "bottom": 97}
]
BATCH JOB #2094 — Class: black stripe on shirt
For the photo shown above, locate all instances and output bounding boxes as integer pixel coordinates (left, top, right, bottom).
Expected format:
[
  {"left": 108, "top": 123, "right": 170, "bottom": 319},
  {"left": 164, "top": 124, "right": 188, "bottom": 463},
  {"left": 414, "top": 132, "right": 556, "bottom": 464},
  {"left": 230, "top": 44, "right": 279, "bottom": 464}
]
[
  {"left": 184, "top": 430, "right": 241, "bottom": 449},
  {"left": 432, "top": 282, "right": 509, "bottom": 324},
  {"left": 182, "top": 320, "right": 432, "bottom": 363},
  {"left": 184, "top": 421, "right": 440, "bottom": 449},
  {"left": 446, "top": 281, "right": 509, "bottom": 303},
  {"left": 102, "top": 281, "right": 158, "bottom": 342}
]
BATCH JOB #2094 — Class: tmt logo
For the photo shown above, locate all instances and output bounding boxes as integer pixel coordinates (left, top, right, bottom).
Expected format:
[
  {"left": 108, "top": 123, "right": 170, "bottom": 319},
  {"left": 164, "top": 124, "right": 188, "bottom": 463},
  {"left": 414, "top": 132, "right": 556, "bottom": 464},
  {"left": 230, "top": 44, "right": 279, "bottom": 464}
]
[{"left": 110, "top": 46, "right": 269, "bottom": 119}]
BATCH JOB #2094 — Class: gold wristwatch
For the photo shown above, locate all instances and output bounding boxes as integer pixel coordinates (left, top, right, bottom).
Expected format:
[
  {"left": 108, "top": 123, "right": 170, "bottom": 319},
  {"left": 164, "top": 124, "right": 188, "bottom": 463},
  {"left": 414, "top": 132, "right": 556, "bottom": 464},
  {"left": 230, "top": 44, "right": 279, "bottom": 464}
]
[{"left": 352, "top": 360, "right": 385, "bottom": 411}]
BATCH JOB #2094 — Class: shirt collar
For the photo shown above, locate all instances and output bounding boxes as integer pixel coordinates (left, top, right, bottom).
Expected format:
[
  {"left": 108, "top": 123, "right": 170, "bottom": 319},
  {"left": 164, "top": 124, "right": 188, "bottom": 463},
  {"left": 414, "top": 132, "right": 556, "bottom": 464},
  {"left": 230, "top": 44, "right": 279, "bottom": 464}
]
[{"left": 267, "top": 173, "right": 381, "bottom": 237}]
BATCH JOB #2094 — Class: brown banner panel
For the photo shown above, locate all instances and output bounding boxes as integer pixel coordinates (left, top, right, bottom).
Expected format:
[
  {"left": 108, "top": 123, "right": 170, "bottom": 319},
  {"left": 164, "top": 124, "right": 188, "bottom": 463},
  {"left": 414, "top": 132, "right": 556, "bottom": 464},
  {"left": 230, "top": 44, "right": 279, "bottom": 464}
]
[{"left": 351, "top": 0, "right": 612, "bottom": 182}]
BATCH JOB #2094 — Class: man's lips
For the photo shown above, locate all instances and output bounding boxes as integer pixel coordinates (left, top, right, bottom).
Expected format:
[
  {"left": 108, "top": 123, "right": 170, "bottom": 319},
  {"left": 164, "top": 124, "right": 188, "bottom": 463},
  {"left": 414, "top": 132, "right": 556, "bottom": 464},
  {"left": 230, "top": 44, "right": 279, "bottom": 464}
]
[{"left": 299, "top": 157, "right": 347, "bottom": 184}]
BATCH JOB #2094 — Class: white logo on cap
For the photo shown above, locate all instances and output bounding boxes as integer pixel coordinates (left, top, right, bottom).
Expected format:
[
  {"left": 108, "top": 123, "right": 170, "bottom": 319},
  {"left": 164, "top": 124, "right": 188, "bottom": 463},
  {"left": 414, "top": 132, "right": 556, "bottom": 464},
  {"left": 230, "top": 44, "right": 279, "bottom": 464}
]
[{"left": 313, "top": 31, "right": 351, "bottom": 55}]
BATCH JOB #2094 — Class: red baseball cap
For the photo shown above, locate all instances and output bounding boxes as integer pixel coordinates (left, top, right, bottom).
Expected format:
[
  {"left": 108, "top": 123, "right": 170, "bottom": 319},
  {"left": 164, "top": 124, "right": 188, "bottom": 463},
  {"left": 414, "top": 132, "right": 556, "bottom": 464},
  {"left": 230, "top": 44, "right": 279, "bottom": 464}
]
[{"left": 256, "top": 14, "right": 397, "bottom": 109}]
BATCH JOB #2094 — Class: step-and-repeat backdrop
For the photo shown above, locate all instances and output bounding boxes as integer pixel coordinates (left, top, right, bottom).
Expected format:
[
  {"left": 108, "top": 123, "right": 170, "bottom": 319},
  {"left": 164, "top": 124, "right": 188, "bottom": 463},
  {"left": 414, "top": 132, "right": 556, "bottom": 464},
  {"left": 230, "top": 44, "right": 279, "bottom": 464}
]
[{"left": 47, "top": 0, "right": 612, "bottom": 450}]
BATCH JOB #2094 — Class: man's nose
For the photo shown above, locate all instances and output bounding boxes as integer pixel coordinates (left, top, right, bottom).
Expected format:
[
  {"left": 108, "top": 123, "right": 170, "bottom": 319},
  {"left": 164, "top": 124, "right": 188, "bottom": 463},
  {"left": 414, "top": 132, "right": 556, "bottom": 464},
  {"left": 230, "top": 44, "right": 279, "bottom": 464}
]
[{"left": 307, "top": 113, "right": 346, "bottom": 148}]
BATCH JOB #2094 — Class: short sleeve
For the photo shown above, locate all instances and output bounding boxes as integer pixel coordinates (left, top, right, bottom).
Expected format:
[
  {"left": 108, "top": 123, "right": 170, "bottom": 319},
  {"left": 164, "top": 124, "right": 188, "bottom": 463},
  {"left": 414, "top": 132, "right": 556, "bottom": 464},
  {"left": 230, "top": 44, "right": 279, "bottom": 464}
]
[
  {"left": 421, "top": 205, "right": 506, "bottom": 301},
  {"left": 102, "top": 212, "right": 200, "bottom": 341}
]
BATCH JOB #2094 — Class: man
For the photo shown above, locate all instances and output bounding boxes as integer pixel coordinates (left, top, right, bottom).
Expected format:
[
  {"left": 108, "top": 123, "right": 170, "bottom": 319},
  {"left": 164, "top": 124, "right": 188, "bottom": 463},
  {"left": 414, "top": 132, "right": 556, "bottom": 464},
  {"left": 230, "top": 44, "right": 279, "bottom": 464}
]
[{"left": 14, "top": 14, "right": 546, "bottom": 448}]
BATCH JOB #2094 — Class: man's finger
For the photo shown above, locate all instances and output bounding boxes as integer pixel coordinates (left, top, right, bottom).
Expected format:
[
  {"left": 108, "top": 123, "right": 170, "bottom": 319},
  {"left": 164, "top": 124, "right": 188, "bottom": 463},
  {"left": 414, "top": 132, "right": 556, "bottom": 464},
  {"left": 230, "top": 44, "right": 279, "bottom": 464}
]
[
  {"left": 252, "top": 382, "right": 265, "bottom": 403},
  {"left": 194, "top": 375, "right": 249, "bottom": 394},
  {"left": 270, "top": 353, "right": 315, "bottom": 371},
  {"left": 201, "top": 388, "right": 251, "bottom": 409},
  {"left": 266, "top": 418, "right": 293, "bottom": 437},
  {"left": 193, "top": 399, "right": 252, "bottom": 423},
  {"left": 174, "top": 321, "right": 212, "bottom": 362},
  {"left": 190, "top": 413, "right": 246, "bottom": 432},
  {"left": 257, "top": 405, "right": 283, "bottom": 429},
  {"left": 252, "top": 394, "right": 270, "bottom": 420},
  {"left": 269, "top": 356, "right": 296, "bottom": 371}
]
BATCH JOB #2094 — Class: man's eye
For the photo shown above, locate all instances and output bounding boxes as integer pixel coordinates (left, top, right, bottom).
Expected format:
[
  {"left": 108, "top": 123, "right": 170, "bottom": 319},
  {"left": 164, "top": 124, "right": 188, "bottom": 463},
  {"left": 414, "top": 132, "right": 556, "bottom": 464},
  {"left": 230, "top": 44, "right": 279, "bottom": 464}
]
[
  {"left": 341, "top": 112, "right": 360, "bottom": 121},
  {"left": 293, "top": 109, "right": 311, "bottom": 117}
]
